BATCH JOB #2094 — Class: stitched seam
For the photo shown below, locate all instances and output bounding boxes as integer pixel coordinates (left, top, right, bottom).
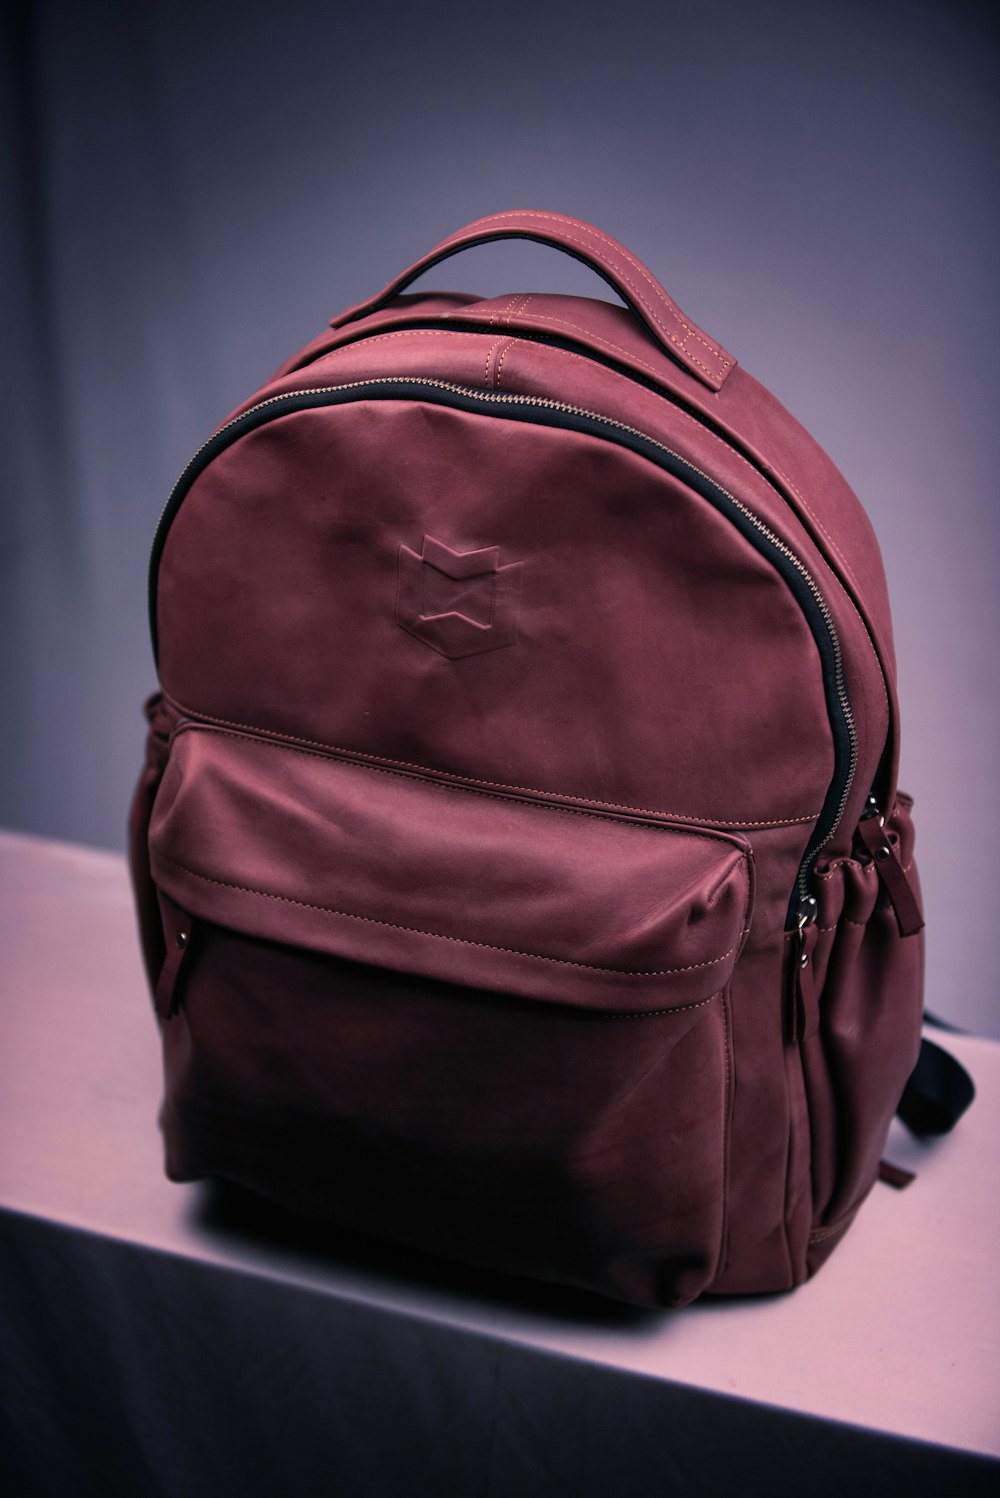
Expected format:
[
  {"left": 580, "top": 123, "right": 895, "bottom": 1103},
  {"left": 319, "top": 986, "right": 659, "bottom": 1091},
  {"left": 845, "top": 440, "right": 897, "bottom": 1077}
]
[
  {"left": 163, "top": 695, "right": 820, "bottom": 828},
  {"left": 484, "top": 337, "right": 504, "bottom": 390},
  {"left": 326, "top": 329, "right": 452, "bottom": 343},
  {"left": 151, "top": 847, "right": 749, "bottom": 979},
  {"left": 461, "top": 292, "right": 530, "bottom": 332},
  {"left": 505, "top": 293, "right": 534, "bottom": 322},
  {"left": 458, "top": 212, "right": 731, "bottom": 372},
  {"left": 329, "top": 316, "right": 720, "bottom": 410},
  {"left": 319, "top": 328, "right": 515, "bottom": 355},
  {"left": 494, "top": 337, "right": 516, "bottom": 390},
  {"left": 814, "top": 853, "right": 913, "bottom": 878},
  {"left": 492, "top": 293, "right": 530, "bottom": 325},
  {"left": 783, "top": 921, "right": 870, "bottom": 936},
  {"left": 502, "top": 293, "right": 533, "bottom": 323},
  {"left": 171, "top": 723, "right": 748, "bottom": 847},
  {"left": 808, "top": 1203, "right": 861, "bottom": 1243},
  {"left": 507, "top": 310, "right": 694, "bottom": 382},
  {"left": 337, "top": 318, "right": 698, "bottom": 392},
  {"left": 325, "top": 318, "right": 674, "bottom": 392},
  {"left": 603, "top": 993, "right": 720, "bottom": 1020}
]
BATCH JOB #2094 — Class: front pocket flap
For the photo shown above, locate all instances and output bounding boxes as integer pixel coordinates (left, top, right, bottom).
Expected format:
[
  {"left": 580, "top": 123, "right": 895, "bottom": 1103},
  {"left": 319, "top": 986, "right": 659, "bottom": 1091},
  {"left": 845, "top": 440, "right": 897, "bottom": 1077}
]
[{"left": 149, "top": 725, "right": 752, "bottom": 1012}]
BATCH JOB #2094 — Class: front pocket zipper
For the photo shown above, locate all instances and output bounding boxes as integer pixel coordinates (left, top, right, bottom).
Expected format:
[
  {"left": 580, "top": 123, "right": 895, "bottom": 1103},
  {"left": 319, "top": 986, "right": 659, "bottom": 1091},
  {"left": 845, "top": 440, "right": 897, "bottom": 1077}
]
[
  {"left": 149, "top": 720, "right": 754, "bottom": 1006},
  {"left": 149, "top": 377, "right": 858, "bottom": 921}
]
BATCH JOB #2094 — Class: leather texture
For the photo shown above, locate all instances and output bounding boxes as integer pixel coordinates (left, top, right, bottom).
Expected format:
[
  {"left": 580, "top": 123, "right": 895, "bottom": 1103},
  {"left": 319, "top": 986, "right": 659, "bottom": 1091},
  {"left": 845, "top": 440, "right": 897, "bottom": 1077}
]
[{"left": 130, "top": 211, "right": 925, "bottom": 1306}]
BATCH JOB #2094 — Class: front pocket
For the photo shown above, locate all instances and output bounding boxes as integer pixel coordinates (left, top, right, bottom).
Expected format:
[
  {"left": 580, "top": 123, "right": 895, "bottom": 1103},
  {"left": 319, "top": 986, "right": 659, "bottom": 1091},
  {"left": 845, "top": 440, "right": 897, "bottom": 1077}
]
[{"left": 147, "top": 722, "right": 754, "bottom": 1306}]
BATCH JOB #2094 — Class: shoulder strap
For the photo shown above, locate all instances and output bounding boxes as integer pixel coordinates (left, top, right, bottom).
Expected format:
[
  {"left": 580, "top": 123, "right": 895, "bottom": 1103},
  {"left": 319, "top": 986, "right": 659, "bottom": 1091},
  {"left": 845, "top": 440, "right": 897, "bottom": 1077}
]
[{"left": 896, "top": 1034, "right": 976, "bottom": 1136}]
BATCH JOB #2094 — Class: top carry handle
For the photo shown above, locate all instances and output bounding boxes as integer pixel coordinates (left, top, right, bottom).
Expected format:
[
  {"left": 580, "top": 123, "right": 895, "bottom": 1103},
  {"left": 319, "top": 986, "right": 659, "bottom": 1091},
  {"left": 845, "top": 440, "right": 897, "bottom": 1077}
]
[{"left": 329, "top": 209, "right": 736, "bottom": 392}]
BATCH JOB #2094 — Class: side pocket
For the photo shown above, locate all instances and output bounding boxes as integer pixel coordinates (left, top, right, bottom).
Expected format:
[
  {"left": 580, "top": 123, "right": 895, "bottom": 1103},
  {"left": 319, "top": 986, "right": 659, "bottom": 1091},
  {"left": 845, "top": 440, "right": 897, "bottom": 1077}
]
[
  {"left": 127, "top": 691, "right": 176, "bottom": 1000},
  {"left": 801, "top": 793, "right": 925, "bottom": 1252}
]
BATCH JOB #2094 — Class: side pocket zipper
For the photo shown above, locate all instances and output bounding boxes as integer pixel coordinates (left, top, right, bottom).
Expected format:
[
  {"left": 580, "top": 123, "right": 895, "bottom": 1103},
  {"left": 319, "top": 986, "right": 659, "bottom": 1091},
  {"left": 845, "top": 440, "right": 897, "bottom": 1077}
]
[
  {"left": 790, "top": 894, "right": 819, "bottom": 1044},
  {"left": 856, "top": 795, "right": 924, "bottom": 937}
]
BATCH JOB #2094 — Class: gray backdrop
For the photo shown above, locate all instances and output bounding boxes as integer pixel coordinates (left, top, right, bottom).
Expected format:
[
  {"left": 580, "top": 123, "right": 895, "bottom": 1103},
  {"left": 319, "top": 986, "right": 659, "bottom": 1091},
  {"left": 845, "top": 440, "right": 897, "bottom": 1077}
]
[{"left": 2, "top": 0, "right": 997, "bottom": 1035}]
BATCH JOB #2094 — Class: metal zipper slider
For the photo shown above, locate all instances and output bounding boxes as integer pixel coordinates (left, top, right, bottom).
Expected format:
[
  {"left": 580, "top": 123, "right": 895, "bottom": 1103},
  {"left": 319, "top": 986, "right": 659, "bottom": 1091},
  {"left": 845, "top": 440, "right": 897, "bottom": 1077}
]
[
  {"left": 856, "top": 811, "right": 924, "bottom": 937},
  {"left": 789, "top": 895, "right": 819, "bottom": 1043},
  {"left": 796, "top": 894, "right": 818, "bottom": 941}
]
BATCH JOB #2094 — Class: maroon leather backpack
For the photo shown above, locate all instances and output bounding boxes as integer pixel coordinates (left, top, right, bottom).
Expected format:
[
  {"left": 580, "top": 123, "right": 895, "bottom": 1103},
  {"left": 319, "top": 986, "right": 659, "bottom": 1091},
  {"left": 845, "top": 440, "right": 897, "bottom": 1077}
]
[{"left": 130, "top": 210, "right": 930, "bottom": 1306}]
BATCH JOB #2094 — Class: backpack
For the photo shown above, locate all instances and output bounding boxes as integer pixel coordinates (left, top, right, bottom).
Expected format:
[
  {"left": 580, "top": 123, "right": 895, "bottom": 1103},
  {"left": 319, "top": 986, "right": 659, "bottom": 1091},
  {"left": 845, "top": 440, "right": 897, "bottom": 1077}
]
[{"left": 129, "top": 209, "right": 933, "bottom": 1307}]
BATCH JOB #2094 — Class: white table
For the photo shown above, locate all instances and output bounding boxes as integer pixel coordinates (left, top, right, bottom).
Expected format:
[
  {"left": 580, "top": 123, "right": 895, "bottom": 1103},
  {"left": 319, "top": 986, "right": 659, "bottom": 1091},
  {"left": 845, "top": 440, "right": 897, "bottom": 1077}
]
[{"left": 1, "top": 829, "right": 997, "bottom": 1496}]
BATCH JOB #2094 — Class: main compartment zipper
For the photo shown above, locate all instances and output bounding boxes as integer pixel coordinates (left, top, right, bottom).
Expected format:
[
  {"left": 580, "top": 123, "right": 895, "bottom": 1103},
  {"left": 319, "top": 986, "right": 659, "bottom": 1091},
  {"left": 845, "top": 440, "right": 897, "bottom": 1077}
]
[{"left": 148, "top": 376, "right": 859, "bottom": 921}]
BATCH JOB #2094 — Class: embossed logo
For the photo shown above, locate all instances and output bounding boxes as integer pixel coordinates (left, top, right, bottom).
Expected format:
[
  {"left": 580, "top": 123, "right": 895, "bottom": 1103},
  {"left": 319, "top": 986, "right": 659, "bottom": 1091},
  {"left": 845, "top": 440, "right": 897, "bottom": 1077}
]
[{"left": 396, "top": 535, "right": 522, "bottom": 659}]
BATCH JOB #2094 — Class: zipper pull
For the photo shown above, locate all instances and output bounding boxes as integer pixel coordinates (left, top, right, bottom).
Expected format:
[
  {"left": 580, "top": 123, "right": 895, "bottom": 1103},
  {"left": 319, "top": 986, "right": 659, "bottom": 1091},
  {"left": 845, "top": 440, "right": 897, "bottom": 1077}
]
[
  {"left": 790, "top": 894, "right": 819, "bottom": 1043},
  {"left": 857, "top": 797, "right": 924, "bottom": 937}
]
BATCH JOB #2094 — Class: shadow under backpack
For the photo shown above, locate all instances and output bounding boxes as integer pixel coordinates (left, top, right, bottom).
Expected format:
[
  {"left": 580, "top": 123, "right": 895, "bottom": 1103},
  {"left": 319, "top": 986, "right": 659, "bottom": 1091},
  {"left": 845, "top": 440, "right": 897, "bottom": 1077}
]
[{"left": 129, "top": 210, "right": 971, "bottom": 1307}]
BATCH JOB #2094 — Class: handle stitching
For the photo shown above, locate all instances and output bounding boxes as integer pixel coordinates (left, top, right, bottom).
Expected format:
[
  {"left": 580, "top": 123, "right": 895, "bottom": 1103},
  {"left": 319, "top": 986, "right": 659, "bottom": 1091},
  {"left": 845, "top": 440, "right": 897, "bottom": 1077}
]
[
  {"left": 454, "top": 212, "right": 729, "bottom": 362},
  {"left": 491, "top": 292, "right": 533, "bottom": 326},
  {"left": 451, "top": 211, "right": 732, "bottom": 373},
  {"left": 494, "top": 335, "right": 518, "bottom": 389},
  {"left": 507, "top": 308, "right": 708, "bottom": 381},
  {"left": 432, "top": 214, "right": 729, "bottom": 372}
]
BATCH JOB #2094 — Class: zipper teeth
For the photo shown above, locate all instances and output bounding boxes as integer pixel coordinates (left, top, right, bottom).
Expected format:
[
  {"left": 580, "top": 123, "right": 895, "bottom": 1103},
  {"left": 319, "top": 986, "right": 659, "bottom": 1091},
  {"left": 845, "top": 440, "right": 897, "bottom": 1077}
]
[{"left": 152, "top": 375, "right": 859, "bottom": 887}]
